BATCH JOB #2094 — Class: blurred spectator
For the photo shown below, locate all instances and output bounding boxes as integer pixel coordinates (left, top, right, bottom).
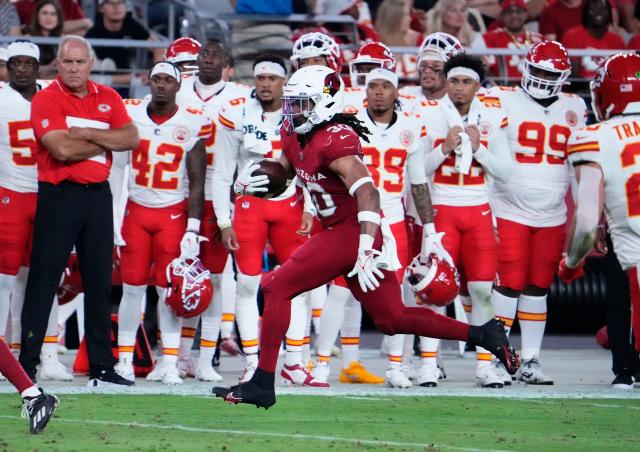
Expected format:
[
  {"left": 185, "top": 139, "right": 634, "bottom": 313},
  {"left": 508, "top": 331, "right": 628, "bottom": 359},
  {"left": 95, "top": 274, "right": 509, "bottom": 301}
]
[
  {"left": 222, "top": 51, "right": 235, "bottom": 81},
  {"left": 229, "top": 0, "right": 293, "bottom": 14},
  {"left": 24, "top": 0, "right": 64, "bottom": 68},
  {"left": 425, "top": 0, "right": 486, "bottom": 48},
  {"left": 375, "top": 0, "right": 423, "bottom": 46},
  {"left": 562, "top": 0, "right": 624, "bottom": 79},
  {"left": 0, "top": 48, "right": 8, "bottom": 83},
  {"left": 0, "top": 0, "right": 22, "bottom": 37},
  {"left": 317, "top": 0, "right": 379, "bottom": 42},
  {"left": 627, "top": 30, "right": 640, "bottom": 48},
  {"left": 467, "top": 0, "right": 502, "bottom": 26},
  {"left": 483, "top": 0, "right": 541, "bottom": 79},
  {"left": 15, "top": 0, "right": 92, "bottom": 36},
  {"left": 615, "top": 0, "right": 638, "bottom": 33},
  {"left": 539, "top": 0, "right": 584, "bottom": 41}
]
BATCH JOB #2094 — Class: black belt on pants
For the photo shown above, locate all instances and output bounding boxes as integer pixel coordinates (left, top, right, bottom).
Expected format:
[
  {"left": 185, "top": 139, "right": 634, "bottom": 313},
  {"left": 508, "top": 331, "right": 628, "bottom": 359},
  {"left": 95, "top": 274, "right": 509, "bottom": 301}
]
[{"left": 50, "top": 180, "right": 109, "bottom": 190}]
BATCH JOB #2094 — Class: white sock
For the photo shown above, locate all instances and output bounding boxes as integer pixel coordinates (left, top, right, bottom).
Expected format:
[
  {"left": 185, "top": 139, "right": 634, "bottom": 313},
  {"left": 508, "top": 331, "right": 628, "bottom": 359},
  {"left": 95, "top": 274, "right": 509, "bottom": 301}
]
[
  {"left": 341, "top": 295, "right": 362, "bottom": 367},
  {"left": 518, "top": 294, "right": 547, "bottom": 360},
  {"left": 199, "top": 273, "right": 223, "bottom": 365},
  {"left": 316, "top": 284, "right": 349, "bottom": 364},
  {"left": 309, "top": 285, "right": 327, "bottom": 334},
  {"left": 41, "top": 297, "right": 60, "bottom": 359},
  {"left": 0, "top": 274, "right": 16, "bottom": 337},
  {"left": 285, "top": 294, "right": 307, "bottom": 366},
  {"left": 220, "top": 257, "right": 237, "bottom": 339},
  {"left": 9, "top": 267, "right": 28, "bottom": 349},
  {"left": 235, "top": 272, "right": 260, "bottom": 354},
  {"left": 157, "top": 288, "right": 181, "bottom": 361},
  {"left": 179, "top": 316, "right": 199, "bottom": 359},
  {"left": 118, "top": 283, "right": 146, "bottom": 358},
  {"left": 21, "top": 386, "right": 41, "bottom": 399},
  {"left": 468, "top": 281, "right": 495, "bottom": 368},
  {"left": 302, "top": 299, "right": 312, "bottom": 363},
  {"left": 386, "top": 334, "right": 404, "bottom": 367},
  {"left": 491, "top": 290, "right": 518, "bottom": 337},
  {"left": 419, "top": 304, "right": 445, "bottom": 366}
]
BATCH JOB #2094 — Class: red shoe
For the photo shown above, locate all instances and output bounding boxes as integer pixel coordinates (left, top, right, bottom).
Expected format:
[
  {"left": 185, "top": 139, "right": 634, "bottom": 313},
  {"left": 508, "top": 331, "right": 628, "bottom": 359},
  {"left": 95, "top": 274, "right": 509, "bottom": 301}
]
[{"left": 280, "top": 364, "right": 329, "bottom": 387}]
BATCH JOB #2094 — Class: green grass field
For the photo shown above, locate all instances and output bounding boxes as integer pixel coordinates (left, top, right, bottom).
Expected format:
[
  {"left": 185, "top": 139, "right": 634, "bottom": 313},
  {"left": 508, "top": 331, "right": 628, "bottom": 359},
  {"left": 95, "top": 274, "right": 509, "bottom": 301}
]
[{"left": 1, "top": 394, "right": 638, "bottom": 451}]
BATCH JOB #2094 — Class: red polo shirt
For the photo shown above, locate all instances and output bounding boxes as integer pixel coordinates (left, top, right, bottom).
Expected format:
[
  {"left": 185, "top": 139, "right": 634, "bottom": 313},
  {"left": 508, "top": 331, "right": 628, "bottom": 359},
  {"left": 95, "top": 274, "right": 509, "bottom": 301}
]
[{"left": 31, "top": 77, "right": 132, "bottom": 184}]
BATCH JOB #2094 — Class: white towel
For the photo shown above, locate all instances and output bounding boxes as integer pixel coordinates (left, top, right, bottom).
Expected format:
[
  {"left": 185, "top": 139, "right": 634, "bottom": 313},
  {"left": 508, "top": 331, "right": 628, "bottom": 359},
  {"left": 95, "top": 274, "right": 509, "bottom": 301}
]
[
  {"left": 376, "top": 217, "right": 402, "bottom": 272},
  {"left": 440, "top": 96, "right": 483, "bottom": 175},
  {"left": 242, "top": 108, "right": 273, "bottom": 155}
]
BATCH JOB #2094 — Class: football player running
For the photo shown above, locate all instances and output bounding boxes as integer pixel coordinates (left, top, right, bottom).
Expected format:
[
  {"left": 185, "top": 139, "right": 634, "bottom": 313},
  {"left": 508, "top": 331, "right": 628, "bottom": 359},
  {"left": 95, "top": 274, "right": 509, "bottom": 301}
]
[
  {"left": 212, "top": 65, "right": 519, "bottom": 409},
  {"left": 422, "top": 54, "right": 515, "bottom": 388},
  {"left": 487, "top": 41, "right": 587, "bottom": 385},
  {"left": 174, "top": 39, "right": 250, "bottom": 378},
  {"left": 114, "top": 61, "right": 209, "bottom": 385},
  {"left": 561, "top": 52, "right": 640, "bottom": 390},
  {"left": 0, "top": 40, "right": 72, "bottom": 382},
  {"left": 214, "top": 54, "right": 324, "bottom": 386}
]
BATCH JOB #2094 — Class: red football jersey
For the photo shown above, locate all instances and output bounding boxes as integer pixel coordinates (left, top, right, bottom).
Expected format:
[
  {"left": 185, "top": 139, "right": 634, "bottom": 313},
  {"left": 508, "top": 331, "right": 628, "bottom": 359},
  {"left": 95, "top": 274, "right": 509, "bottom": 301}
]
[
  {"left": 562, "top": 26, "right": 625, "bottom": 78},
  {"left": 281, "top": 122, "right": 362, "bottom": 228},
  {"left": 483, "top": 29, "right": 542, "bottom": 79}
]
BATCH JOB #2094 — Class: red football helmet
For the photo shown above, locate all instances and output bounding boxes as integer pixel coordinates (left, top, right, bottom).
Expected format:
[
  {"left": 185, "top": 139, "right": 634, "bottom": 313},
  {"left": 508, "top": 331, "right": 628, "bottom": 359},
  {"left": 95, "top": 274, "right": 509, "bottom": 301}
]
[
  {"left": 349, "top": 42, "right": 396, "bottom": 87},
  {"left": 290, "top": 31, "right": 343, "bottom": 73},
  {"left": 591, "top": 52, "right": 640, "bottom": 121},
  {"left": 165, "top": 257, "right": 212, "bottom": 318},
  {"left": 405, "top": 254, "right": 460, "bottom": 307},
  {"left": 521, "top": 40, "right": 571, "bottom": 99},
  {"left": 165, "top": 37, "right": 201, "bottom": 76},
  {"left": 57, "top": 252, "right": 83, "bottom": 306}
]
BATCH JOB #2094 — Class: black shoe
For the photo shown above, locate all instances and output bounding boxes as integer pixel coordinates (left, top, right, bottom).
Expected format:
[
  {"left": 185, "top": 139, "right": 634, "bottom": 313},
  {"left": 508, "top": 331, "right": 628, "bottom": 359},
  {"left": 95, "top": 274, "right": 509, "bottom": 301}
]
[
  {"left": 212, "top": 379, "right": 276, "bottom": 409},
  {"left": 612, "top": 368, "right": 634, "bottom": 390},
  {"left": 87, "top": 368, "right": 135, "bottom": 387},
  {"left": 469, "top": 319, "right": 520, "bottom": 375},
  {"left": 22, "top": 389, "right": 58, "bottom": 434}
]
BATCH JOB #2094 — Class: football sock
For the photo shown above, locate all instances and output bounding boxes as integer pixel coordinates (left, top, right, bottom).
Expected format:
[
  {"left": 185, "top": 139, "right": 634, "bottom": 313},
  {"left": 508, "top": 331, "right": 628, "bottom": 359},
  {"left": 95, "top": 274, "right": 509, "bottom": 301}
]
[
  {"left": 316, "top": 284, "right": 350, "bottom": 363},
  {"left": 0, "top": 274, "right": 14, "bottom": 338},
  {"left": 9, "top": 267, "right": 28, "bottom": 349},
  {"left": 309, "top": 285, "right": 327, "bottom": 334},
  {"left": 386, "top": 333, "right": 404, "bottom": 368},
  {"left": 468, "top": 281, "right": 495, "bottom": 368},
  {"left": 235, "top": 273, "right": 261, "bottom": 355},
  {"left": 285, "top": 294, "right": 307, "bottom": 366},
  {"left": 220, "top": 258, "right": 237, "bottom": 339},
  {"left": 518, "top": 294, "right": 547, "bottom": 360},
  {"left": 118, "top": 283, "right": 146, "bottom": 358},
  {"left": 199, "top": 276, "right": 223, "bottom": 365},
  {"left": 491, "top": 290, "right": 518, "bottom": 337},
  {"left": 341, "top": 296, "right": 362, "bottom": 366}
]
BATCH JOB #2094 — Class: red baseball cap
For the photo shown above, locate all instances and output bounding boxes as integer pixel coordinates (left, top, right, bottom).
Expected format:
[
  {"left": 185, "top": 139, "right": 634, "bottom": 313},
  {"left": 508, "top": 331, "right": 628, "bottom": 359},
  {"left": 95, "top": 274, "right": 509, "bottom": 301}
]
[{"left": 502, "top": 0, "right": 527, "bottom": 11}]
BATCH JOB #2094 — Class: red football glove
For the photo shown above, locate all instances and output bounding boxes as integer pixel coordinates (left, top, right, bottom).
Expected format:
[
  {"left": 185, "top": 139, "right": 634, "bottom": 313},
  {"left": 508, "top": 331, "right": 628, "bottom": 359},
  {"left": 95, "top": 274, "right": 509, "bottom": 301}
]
[{"left": 558, "top": 257, "right": 585, "bottom": 284}]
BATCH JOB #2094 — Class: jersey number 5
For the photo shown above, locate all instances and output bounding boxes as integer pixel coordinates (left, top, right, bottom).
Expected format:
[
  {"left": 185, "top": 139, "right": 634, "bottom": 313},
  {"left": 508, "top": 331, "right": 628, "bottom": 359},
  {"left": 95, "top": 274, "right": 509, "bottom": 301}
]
[
  {"left": 9, "top": 121, "right": 37, "bottom": 166},
  {"left": 132, "top": 139, "right": 185, "bottom": 190}
]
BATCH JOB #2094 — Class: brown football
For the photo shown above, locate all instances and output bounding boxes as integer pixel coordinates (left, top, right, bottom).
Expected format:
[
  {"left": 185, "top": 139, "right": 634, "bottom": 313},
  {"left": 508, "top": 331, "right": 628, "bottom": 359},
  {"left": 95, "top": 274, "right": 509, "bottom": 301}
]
[{"left": 252, "top": 158, "right": 288, "bottom": 199}]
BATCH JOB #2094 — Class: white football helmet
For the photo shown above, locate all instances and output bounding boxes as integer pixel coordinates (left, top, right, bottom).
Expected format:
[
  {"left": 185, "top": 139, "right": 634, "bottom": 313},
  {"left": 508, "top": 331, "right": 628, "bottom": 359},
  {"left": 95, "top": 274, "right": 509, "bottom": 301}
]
[
  {"left": 417, "top": 32, "right": 464, "bottom": 65},
  {"left": 282, "top": 65, "right": 344, "bottom": 134},
  {"left": 290, "top": 32, "right": 342, "bottom": 72}
]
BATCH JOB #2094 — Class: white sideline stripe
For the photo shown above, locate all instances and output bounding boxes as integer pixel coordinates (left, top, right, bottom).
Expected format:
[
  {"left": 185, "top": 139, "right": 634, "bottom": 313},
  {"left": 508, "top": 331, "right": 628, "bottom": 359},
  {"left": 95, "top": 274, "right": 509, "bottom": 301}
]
[
  {"left": 0, "top": 415, "right": 511, "bottom": 452},
  {"left": 340, "top": 396, "right": 393, "bottom": 401},
  {"left": 590, "top": 403, "right": 640, "bottom": 410}
]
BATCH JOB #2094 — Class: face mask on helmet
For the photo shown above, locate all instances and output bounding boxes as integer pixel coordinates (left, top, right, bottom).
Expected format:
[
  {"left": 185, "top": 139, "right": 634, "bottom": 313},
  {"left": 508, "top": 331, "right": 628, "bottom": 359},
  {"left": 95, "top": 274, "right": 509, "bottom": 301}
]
[
  {"left": 417, "top": 32, "right": 464, "bottom": 65},
  {"left": 165, "top": 257, "right": 213, "bottom": 318},
  {"left": 405, "top": 254, "right": 460, "bottom": 307},
  {"left": 290, "top": 32, "right": 342, "bottom": 72},
  {"left": 522, "top": 61, "right": 569, "bottom": 99}
]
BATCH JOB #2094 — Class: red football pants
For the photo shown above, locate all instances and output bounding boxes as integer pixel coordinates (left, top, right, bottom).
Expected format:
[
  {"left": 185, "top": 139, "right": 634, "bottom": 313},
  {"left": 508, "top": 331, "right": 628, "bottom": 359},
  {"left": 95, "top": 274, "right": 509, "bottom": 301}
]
[
  {"left": 496, "top": 218, "right": 566, "bottom": 291},
  {"left": 0, "top": 187, "right": 36, "bottom": 275},
  {"left": 434, "top": 203, "right": 497, "bottom": 282},
  {"left": 233, "top": 194, "right": 306, "bottom": 275},
  {"left": 0, "top": 337, "right": 33, "bottom": 393},
  {"left": 258, "top": 219, "right": 471, "bottom": 373}
]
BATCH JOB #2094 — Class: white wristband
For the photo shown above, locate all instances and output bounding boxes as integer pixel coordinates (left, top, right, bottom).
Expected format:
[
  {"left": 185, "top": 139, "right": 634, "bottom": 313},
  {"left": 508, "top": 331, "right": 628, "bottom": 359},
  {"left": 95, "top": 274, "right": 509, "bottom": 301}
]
[
  {"left": 358, "top": 233, "right": 375, "bottom": 252},
  {"left": 357, "top": 211, "right": 381, "bottom": 225},
  {"left": 187, "top": 218, "right": 201, "bottom": 232},
  {"left": 348, "top": 176, "right": 374, "bottom": 196},
  {"left": 424, "top": 222, "right": 436, "bottom": 235}
]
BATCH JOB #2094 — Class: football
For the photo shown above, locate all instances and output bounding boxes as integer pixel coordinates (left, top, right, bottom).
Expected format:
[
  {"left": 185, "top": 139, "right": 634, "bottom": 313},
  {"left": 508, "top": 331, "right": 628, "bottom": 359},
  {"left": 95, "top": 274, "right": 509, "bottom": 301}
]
[{"left": 252, "top": 158, "right": 289, "bottom": 199}]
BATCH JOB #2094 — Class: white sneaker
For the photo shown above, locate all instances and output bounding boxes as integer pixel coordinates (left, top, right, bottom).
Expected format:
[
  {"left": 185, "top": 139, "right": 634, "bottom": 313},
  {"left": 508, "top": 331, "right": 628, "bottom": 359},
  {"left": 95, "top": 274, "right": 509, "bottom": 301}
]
[
  {"left": 417, "top": 363, "right": 440, "bottom": 387},
  {"left": 115, "top": 359, "right": 135, "bottom": 382},
  {"left": 195, "top": 359, "right": 223, "bottom": 382},
  {"left": 516, "top": 357, "right": 554, "bottom": 385},
  {"left": 178, "top": 356, "right": 196, "bottom": 379},
  {"left": 161, "top": 362, "right": 183, "bottom": 385},
  {"left": 476, "top": 364, "right": 504, "bottom": 388},
  {"left": 492, "top": 359, "right": 512, "bottom": 386},
  {"left": 311, "top": 361, "right": 330, "bottom": 384},
  {"left": 402, "top": 358, "right": 418, "bottom": 381},
  {"left": 239, "top": 355, "right": 258, "bottom": 383},
  {"left": 146, "top": 360, "right": 167, "bottom": 382},
  {"left": 385, "top": 366, "right": 412, "bottom": 388},
  {"left": 38, "top": 356, "right": 73, "bottom": 381},
  {"left": 281, "top": 363, "right": 329, "bottom": 387}
]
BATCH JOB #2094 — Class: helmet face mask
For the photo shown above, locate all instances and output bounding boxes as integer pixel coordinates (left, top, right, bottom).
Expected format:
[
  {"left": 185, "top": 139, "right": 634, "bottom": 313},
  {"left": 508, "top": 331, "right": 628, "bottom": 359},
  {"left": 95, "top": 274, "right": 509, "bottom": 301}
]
[
  {"left": 165, "top": 257, "right": 213, "bottom": 318},
  {"left": 405, "top": 254, "right": 460, "bottom": 307},
  {"left": 291, "top": 32, "right": 342, "bottom": 73},
  {"left": 521, "top": 41, "right": 571, "bottom": 99},
  {"left": 417, "top": 32, "right": 463, "bottom": 66},
  {"left": 165, "top": 37, "right": 201, "bottom": 77}
]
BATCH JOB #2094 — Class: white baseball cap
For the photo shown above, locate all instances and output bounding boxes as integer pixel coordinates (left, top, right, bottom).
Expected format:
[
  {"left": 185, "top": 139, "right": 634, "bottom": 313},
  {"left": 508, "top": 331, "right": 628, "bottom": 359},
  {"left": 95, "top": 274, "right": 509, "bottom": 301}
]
[{"left": 7, "top": 41, "right": 40, "bottom": 62}]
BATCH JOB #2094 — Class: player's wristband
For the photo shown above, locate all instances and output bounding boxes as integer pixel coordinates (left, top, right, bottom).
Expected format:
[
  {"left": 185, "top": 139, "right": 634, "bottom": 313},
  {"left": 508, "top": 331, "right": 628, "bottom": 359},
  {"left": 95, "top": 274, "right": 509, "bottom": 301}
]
[
  {"left": 358, "top": 233, "right": 375, "bottom": 252},
  {"left": 348, "top": 176, "right": 374, "bottom": 196},
  {"left": 187, "top": 218, "right": 201, "bottom": 232},
  {"left": 424, "top": 222, "right": 436, "bottom": 236},
  {"left": 357, "top": 211, "right": 381, "bottom": 225}
]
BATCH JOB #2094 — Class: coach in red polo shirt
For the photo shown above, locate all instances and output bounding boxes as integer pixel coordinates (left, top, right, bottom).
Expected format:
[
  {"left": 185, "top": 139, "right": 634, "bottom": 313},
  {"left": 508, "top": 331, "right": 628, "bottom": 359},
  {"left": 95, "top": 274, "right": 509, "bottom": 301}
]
[{"left": 20, "top": 35, "right": 139, "bottom": 387}]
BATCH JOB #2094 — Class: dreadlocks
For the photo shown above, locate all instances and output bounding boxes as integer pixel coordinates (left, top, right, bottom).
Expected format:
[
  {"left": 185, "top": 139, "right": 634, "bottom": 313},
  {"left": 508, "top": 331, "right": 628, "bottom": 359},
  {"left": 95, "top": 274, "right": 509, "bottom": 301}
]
[{"left": 304, "top": 113, "right": 371, "bottom": 144}]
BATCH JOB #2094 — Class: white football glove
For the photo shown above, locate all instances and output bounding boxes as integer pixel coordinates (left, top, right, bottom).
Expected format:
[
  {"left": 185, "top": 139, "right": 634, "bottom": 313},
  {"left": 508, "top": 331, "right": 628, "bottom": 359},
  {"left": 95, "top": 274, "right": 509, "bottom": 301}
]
[
  {"left": 347, "top": 234, "right": 385, "bottom": 292},
  {"left": 422, "top": 223, "right": 454, "bottom": 267},
  {"left": 180, "top": 231, "right": 208, "bottom": 260},
  {"left": 233, "top": 160, "right": 269, "bottom": 196}
]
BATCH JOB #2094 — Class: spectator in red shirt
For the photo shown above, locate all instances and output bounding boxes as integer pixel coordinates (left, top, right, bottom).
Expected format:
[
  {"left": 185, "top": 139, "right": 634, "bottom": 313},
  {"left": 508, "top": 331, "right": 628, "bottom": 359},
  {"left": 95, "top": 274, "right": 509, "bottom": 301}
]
[
  {"left": 539, "top": 0, "right": 584, "bottom": 41},
  {"left": 483, "top": 0, "right": 542, "bottom": 80},
  {"left": 627, "top": 32, "right": 640, "bottom": 49},
  {"left": 15, "top": 0, "right": 92, "bottom": 36},
  {"left": 562, "top": 0, "right": 624, "bottom": 79}
]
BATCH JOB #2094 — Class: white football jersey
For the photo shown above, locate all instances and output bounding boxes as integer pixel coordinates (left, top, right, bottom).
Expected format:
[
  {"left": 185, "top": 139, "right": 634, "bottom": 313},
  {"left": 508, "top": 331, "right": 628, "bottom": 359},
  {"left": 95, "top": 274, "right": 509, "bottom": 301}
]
[
  {"left": 488, "top": 86, "right": 587, "bottom": 227},
  {"left": 567, "top": 117, "right": 640, "bottom": 270},
  {"left": 423, "top": 95, "right": 513, "bottom": 206},
  {"left": 125, "top": 99, "right": 212, "bottom": 208},
  {"left": 398, "top": 85, "right": 424, "bottom": 114},
  {"left": 355, "top": 108, "right": 427, "bottom": 224},
  {"left": 0, "top": 82, "right": 49, "bottom": 193},
  {"left": 343, "top": 87, "right": 366, "bottom": 111},
  {"left": 176, "top": 77, "right": 251, "bottom": 200},
  {"left": 213, "top": 93, "right": 296, "bottom": 225}
]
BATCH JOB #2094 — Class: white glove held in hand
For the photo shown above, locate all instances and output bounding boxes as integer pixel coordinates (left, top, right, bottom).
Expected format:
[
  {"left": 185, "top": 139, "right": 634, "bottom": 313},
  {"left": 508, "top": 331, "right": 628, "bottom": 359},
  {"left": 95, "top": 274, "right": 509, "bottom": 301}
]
[
  {"left": 233, "top": 160, "right": 270, "bottom": 196},
  {"left": 422, "top": 223, "right": 454, "bottom": 267},
  {"left": 347, "top": 234, "right": 385, "bottom": 292},
  {"left": 180, "top": 231, "right": 208, "bottom": 260}
]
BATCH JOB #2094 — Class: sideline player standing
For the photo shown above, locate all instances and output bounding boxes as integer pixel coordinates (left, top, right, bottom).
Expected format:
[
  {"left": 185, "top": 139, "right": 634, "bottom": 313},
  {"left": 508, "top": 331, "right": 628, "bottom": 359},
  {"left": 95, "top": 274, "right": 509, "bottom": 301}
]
[
  {"left": 114, "top": 61, "right": 209, "bottom": 385},
  {"left": 22, "top": 35, "right": 139, "bottom": 387},
  {"left": 560, "top": 52, "right": 640, "bottom": 389},
  {"left": 487, "top": 41, "right": 587, "bottom": 384},
  {"left": 212, "top": 65, "right": 519, "bottom": 408},
  {"left": 422, "top": 54, "right": 514, "bottom": 387},
  {"left": 214, "top": 55, "right": 323, "bottom": 385}
]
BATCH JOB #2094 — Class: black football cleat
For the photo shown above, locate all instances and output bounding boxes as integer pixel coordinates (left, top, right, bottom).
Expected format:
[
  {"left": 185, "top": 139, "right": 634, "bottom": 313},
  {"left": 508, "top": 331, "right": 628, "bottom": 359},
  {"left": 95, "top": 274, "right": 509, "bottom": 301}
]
[
  {"left": 469, "top": 319, "right": 520, "bottom": 375},
  {"left": 212, "top": 380, "right": 276, "bottom": 410},
  {"left": 22, "top": 389, "right": 59, "bottom": 434}
]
